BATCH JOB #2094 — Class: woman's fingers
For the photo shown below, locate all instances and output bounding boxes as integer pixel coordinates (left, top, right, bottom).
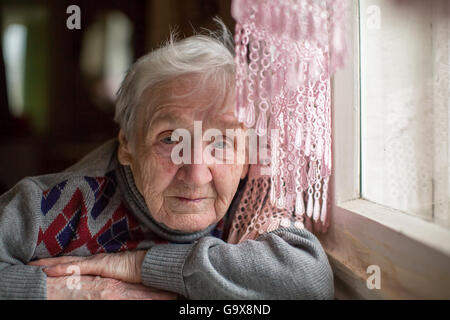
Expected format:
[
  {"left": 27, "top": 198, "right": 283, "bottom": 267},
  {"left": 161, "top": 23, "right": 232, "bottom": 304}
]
[
  {"left": 39, "top": 251, "right": 145, "bottom": 284},
  {"left": 43, "top": 254, "right": 109, "bottom": 279},
  {"left": 46, "top": 275, "right": 178, "bottom": 300},
  {"left": 43, "top": 261, "right": 90, "bottom": 277},
  {"left": 28, "top": 255, "right": 85, "bottom": 267},
  {"left": 118, "top": 283, "right": 178, "bottom": 300}
]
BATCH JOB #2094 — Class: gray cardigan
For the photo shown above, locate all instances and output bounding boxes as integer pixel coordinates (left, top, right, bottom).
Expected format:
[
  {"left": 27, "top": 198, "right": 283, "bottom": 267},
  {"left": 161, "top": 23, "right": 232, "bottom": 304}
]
[{"left": 0, "top": 139, "right": 334, "bottom": 299}]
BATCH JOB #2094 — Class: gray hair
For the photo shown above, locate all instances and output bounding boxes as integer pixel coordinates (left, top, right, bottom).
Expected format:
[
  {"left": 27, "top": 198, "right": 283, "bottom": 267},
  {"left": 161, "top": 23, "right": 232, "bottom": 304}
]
[{"left": 114, "top": 19, "right": 235, "bottom": 146}]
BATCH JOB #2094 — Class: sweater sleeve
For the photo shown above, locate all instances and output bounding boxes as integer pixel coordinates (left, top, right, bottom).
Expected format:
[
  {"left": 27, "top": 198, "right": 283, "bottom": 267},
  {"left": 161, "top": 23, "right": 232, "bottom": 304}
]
[
  {"left": 0, "top": 178, "right": 47, "bottom": 299},
  {"left": 140, "top": 226, "right": 334, "bottom": 300}
]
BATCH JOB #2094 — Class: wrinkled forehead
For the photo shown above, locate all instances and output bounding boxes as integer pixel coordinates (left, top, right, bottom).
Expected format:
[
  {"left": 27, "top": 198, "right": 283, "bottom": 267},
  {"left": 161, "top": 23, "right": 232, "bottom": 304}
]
[{"left": 141, "top": 74, "right": 241, "bottom": 130}]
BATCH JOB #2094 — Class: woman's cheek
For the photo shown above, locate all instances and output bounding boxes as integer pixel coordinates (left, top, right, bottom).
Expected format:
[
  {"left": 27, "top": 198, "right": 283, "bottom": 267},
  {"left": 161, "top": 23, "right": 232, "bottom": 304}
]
[
  {"left": 152, "top": 144, "right": 174, "bottom": 159},
  {"left": 136, "top": 150, "right": 168, "bottom": 183},
  {"left": 149, "top": 152, "right": 179, "bottom": 185},
  {"left": 212, "top": 165, "right": 239, "bottom": 199}
]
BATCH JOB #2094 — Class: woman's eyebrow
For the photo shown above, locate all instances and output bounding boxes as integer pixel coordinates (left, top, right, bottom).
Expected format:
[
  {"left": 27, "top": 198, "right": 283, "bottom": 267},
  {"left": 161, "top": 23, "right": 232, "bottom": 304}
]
[
  {"left": 146, "top": 105, "right": 190, "bottom": 130},
  {"left": 214, "top": 113, "right": 243, "bottom": 129},
  {"left": 215, "top": 119, "right": 243, "bottom": 130},
  {"left": 152, "top": 114, "right": 242, "bottom": 130},
  {"left": 146, "top": 106, "right": 243, "bottom": 132},
  {"left": 152, "top": 113, "right": 178, "bottom": 125}
]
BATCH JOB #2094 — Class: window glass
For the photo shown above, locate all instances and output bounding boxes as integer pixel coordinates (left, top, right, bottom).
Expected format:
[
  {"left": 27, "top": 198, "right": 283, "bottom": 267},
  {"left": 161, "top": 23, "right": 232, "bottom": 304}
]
[{"left": 360, "top": 0, "right": 449, "bottom": 228}]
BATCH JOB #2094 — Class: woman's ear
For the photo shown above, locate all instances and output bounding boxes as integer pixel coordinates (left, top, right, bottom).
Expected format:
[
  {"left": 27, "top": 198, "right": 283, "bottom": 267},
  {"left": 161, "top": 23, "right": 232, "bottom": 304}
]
[{"left": 117, "top": 130, "right": 133, "bottom": 166}]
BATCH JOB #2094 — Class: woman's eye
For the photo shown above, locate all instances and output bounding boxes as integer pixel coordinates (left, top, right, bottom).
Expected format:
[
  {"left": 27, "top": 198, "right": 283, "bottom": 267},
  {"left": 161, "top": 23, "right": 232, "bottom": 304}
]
[
  {"left": 160, "top": 135, "right": 177, "bottom": 145},
  {"left": 214, "top": 138, "right": 232, "bottom": 149}
]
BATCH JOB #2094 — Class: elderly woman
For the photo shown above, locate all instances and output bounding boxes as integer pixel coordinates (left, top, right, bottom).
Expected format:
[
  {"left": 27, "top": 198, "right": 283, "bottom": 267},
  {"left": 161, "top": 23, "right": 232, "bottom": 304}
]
[{"left": 0, "top": 26, "right": 334, "bottom": 300}]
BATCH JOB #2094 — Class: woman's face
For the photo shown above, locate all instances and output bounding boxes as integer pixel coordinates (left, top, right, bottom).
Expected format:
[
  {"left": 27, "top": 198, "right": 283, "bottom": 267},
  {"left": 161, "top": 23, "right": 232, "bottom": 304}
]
[{"left": 118, "top": 79, "right": 248, "bottom": 232}]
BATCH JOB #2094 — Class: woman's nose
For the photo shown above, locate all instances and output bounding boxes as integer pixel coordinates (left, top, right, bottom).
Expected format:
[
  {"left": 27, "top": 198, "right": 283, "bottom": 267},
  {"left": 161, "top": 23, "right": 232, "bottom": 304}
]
[{"left": 175, "top": 163, "right": 213, "bottom": 187}]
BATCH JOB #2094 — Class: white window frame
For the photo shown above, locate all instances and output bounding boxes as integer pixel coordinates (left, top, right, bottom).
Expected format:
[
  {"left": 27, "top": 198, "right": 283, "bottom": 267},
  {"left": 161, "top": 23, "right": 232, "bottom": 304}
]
[{"left": 318, "top": 0, "right": 450, "bottom": 299}]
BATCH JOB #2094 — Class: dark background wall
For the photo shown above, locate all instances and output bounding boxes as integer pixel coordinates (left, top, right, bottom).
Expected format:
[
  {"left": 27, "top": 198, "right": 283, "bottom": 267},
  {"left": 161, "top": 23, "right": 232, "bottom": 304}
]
[{"left": 0, "top": 0, "right": 234, "bottom": 194}]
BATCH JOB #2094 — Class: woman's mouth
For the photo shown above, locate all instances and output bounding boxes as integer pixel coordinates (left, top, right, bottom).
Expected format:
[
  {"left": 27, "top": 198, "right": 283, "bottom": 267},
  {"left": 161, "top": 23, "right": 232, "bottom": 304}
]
[{"left": 175, "top": 197, "right": 206, "bottom": 203}]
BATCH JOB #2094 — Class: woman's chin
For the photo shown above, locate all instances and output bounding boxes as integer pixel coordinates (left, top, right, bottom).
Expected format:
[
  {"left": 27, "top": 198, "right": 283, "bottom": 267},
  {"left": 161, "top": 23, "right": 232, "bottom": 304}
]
[{"left": 160, "top": 211, "right": 218, "bottom": 233}]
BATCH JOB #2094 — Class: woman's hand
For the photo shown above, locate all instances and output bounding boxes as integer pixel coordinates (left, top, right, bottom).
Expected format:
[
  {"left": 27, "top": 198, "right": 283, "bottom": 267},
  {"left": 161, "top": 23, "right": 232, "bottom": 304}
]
[
  {"left": 46, "top": 275, "right": 177, "bottom": 300},
  {"left": 29, "top": 251, "right": 146, "bottom": 284},
  {"left": 29, "top": 251, "right": 178, "bottom": 300}
]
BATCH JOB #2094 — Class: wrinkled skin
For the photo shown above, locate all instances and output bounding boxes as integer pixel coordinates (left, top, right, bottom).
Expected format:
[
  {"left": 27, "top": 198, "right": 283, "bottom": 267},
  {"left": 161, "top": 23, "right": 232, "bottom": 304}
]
[{"left": 117, "top": 77, "right": 249, "bottom": 232}]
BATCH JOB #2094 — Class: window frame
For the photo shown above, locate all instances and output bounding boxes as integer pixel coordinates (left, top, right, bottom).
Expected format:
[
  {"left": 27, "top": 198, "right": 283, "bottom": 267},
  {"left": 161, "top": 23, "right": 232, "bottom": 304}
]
[{"left": 317, "top": 0, "right": 450, "bottom": 299}]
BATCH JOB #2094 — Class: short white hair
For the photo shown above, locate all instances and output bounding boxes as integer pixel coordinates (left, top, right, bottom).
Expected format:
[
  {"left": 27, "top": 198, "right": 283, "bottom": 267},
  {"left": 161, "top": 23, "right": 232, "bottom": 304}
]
[{"left": 114, "top": 19, "right": 235, "bottom": 145}]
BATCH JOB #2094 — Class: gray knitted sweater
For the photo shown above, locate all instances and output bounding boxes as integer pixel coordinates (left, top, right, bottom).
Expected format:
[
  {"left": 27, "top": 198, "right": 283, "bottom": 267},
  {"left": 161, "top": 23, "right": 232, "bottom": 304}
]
[{"left": 0, "top": 139, "right": 334, "bottom": 300}]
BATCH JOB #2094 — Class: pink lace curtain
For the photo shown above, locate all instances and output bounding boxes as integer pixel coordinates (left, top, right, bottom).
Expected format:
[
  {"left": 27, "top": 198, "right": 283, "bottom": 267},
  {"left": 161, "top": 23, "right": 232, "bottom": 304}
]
[{"left": 228, "top": 0, "right": 348, "bottom": 243}]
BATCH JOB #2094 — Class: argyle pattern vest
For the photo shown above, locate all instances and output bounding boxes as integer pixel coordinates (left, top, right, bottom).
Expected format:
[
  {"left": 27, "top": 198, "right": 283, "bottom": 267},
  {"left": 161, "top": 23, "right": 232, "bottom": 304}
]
[{"left": 32, "top": 170, "right": 226, "bottom": 259}]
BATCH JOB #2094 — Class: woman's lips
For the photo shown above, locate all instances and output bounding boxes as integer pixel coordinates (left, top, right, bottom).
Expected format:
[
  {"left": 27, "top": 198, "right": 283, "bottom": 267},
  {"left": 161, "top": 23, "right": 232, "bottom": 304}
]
[{"left": 175, "top": 197, "right": 206, "bottom": 203}]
